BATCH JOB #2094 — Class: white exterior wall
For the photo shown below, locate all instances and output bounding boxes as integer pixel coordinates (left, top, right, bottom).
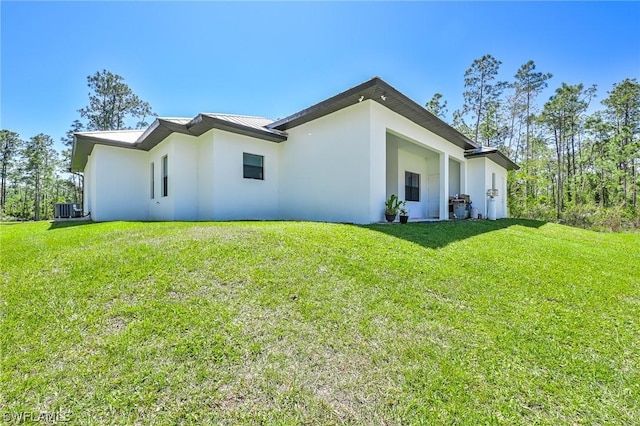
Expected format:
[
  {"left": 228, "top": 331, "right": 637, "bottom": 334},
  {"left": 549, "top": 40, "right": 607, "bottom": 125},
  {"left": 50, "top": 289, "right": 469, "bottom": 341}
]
[
  {"left": 467, "top": 158, "right": 486, "bottom": 217},
  {"left": 425, "top": 155, "right": 440, "bottom": 218},
  {"left": 466, "top": 157, "right": 508, "bottom": 219},
  {"left": 370, "top": 101, "right": 468, "bottom": 221},
  {"left": 385, "top": 141, "right": 399, "bottom": 199},
  {"left": 197, "top": 131, "right": 215, "bottom": 220},
  {"left": 397, "top": 149, "right": 429, "bottom": 219},
  {"left": 449, "top": 159, "right": 461, "bottom": 197},
  {"left": 147, "top": 133, "right": 201, "bottom": 221},
  {"left": 279, "top": 101, "right": 372, "bottom": 223},
  {"left": 148, "top": 137, "right": 175, "bottom": 220},
  {"left": 151, "top": 129, "right": 287, "bottom": 222},
  {"left": 89, "top": 145, "right": 148, "bottom": 221},
  {"left": 485, "top": 159, "right": 508, "bottom": 219},
  {"left": 171, "top": 134, "right": 200, "bottom": 221},
  {"left": 210, "top": 130, "right": 280, "bottom": 220},
  {"left": 83, "top": 152, "right": 96, "bottom": 216},
  {"left": 81, "top": 99, "right": 511, "bottom": 223}
]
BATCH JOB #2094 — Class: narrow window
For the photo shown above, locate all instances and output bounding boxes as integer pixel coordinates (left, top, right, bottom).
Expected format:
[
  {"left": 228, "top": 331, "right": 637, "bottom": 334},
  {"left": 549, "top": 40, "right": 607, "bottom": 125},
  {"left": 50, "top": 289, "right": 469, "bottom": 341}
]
[
  {"left": 243, "top": 153, "right": 264, "bottom": 180},
  {"left": 150, "top": 162, "right": 155, "bottom": 199},
  {"left": 405, "top": 171, "right": 420, "bottom": 202},
  {"left": 161, "top": 155, "right": 168, "bottom": 197}
]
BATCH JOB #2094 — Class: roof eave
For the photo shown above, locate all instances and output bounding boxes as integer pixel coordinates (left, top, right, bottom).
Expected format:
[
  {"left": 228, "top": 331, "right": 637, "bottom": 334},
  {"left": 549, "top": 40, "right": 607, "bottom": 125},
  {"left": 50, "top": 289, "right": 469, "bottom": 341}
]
[
  {"left": 189, "top": 114, "right": 287, "bottom": 142},
  {"left": 268, "top": 78, "right": 381, "bottom": 130},
  {"left": 71, "top": 133, "right": 139, "bottom": 172},
  {"left": 268, "top": 77, "right": 477, "bottom": 151},
  {"left": 464, "top": 149, "right": 520, "bottom": 171}
]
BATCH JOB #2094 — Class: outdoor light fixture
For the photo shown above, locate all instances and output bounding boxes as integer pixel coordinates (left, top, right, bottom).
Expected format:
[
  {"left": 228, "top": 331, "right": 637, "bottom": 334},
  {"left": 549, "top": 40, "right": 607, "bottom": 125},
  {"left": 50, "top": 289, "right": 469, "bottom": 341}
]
[
  {"left": 380, "top": 94, "right": 387, "bottom": 101},
  {"left": 358, "top": 95, "right": 364, "bottom": 102}
]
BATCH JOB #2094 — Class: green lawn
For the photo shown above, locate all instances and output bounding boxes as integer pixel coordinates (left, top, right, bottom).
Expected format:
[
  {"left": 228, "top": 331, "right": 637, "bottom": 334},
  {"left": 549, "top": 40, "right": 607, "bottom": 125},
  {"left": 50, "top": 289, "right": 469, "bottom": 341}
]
[{"left": 1, "top": 219, "right": 639, "bottom": 424}]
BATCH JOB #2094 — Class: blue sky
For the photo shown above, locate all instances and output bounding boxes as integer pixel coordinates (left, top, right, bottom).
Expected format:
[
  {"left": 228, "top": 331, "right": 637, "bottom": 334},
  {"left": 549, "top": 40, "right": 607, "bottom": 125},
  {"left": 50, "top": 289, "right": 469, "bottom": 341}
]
[{"left": 2, "top": 1, "right": 639, "bottom": 150}]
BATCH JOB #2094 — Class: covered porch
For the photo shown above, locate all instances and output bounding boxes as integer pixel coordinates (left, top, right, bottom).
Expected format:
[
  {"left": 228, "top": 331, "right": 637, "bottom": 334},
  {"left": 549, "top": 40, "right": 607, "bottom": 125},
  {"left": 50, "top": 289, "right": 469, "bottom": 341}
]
[{"left": 385, "top": 130, "right": 466, "bottom": 221}]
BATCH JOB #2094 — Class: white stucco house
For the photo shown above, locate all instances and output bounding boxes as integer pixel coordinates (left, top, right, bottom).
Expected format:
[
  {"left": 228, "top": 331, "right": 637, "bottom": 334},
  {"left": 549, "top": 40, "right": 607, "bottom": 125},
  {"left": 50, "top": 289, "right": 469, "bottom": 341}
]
[{"left": 71, "top": 77, "right": 518, "bottom": 224}]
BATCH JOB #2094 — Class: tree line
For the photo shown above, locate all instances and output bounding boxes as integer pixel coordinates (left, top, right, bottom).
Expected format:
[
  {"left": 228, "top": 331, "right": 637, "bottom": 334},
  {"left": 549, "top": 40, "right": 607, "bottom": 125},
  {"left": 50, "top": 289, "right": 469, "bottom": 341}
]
[
  {"left": 0, "top": 70, "right": 153, "bottom": 220},
  {"left": 426, "top": 55, "right": 639, "bottom": 231},
  {"left": 2, "top": 64, "right": 638, "bottom": 230}
]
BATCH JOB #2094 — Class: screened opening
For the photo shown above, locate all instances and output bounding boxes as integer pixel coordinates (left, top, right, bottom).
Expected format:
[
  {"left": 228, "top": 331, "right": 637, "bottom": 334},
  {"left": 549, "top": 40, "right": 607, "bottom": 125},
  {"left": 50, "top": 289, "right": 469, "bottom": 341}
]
[{"left": 243, "top": 153, "right": 264, "bottom": 180}]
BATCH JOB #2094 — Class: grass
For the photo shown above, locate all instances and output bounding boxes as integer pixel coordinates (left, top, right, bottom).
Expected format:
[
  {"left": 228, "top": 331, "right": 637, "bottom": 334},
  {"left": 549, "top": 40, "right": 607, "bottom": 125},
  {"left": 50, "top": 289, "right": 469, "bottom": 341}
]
[{"left": 1, "top": 219, "right": 639, "bottom": 424}]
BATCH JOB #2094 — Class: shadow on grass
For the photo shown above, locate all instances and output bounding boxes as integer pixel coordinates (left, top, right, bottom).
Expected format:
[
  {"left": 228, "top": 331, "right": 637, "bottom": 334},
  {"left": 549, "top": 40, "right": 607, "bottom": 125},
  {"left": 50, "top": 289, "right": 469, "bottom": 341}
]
[
  {"left": 362, "top": 218, "right": 546, "bottom": 250},
  {"left": 47, "top": 220, "right": 97, "bottom": 231}
]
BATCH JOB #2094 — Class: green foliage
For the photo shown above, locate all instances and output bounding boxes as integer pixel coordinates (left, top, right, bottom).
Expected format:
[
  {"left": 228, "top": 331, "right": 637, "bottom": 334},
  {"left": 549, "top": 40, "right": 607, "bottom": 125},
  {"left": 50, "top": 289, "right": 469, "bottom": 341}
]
[
  {"left": 425, "top": 93, "right": 448, "bottom": 119},
  {"left": 2, "top": 70, "right": 155, "bottom": 221},
  {"left": 78, "top": 69, "right": 155, "bottom": 131},
  {"left": 512, "top": 60, "right": 552, "bottom": 163},
  {"left": 21, "top": 134, "right": 57, "bottom": 220},
  {"left": 560, "top": 203, "right": 639, "bottom": 232},
  {"left": 1, "top": 220, "right": 639, "bottom": 423},
  {"left": 60, "top": 120, "right": 84, "bottom": 147},
  {"left": 449, "top": 56, "right": 637, "bottom": 227},
  {"left": 0, "top": 130, "right": 23, "bottom": 211},
  {"left": 384, "top": 194, "right": 403, "bottom": 215},
  {"left": 463, "top": 54, "right": 505, "bottom": 144}
]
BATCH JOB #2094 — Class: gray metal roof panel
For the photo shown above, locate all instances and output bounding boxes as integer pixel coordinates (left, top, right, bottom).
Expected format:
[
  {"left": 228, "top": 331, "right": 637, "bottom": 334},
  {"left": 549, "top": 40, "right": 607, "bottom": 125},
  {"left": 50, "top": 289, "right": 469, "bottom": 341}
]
[
  {"left": 75, "top": 129, "right": 144, "bottom": 144},
  {"left": 188, "top": 114, "right": 287, "bottom": 142},
  {"left": 464, "top": 147, "right": 520, "bottom": 171},
  {"left": 202, "top": 113, "right": 274, "bottom": 130}
]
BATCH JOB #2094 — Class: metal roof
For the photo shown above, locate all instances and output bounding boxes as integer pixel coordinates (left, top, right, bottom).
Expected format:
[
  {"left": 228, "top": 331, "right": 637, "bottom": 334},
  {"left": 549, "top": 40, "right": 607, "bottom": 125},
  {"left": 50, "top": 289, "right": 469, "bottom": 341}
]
[
  {"left": 464, "top": 147, "right": 520, "bottom": 171},
  {"left": 187, "top": 114, "right": 287, "bottom": 142},
  {"left": 77, "top": 129, "right": 145, "bottom": 144},
  {"left": 202, "top": 114, "right": 274, "bottom": 130},
  {"left": 71, "top": 77, "right": 518, "bottom": 172},
  {"left": 71, "top": 114, "right": 285, "bottom": 171},
  {"left": 71, "top": 131, "right": 147, "bottom": 171}
]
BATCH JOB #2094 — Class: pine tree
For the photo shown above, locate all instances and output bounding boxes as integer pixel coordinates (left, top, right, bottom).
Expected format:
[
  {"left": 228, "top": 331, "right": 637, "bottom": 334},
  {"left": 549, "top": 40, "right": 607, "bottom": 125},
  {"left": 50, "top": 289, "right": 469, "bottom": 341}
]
[
  {"left": 78, "top": 70, "right": 155, "bottom": 131},
  {"left": 22, "top": 134, "right": 56, "bottom": 220},
  {"left": 602, "top": 78, "right": 640, "bottom": 207},
  {"left": 463, "top": 54, "right": 504, "bottom": 145},
  {"left": 425, "top": 93, "right": 448, "bottom": 119},
  {"left": 0, "top": 130, "right": 22, "bottom": 212}
]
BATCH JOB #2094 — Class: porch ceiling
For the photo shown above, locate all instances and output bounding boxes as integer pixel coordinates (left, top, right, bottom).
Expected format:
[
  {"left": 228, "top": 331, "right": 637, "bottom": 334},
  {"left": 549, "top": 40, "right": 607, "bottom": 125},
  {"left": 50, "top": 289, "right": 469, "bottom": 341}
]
[{"left": 387, "top": 132, "right": 439, "bottom": 159}]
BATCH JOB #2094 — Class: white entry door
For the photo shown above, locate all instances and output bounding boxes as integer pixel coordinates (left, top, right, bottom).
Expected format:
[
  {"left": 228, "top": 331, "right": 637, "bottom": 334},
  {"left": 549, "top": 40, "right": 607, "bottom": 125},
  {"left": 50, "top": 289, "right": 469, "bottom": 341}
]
[{"left": 427, "top": 174, "right": 440, "bottom": 218}]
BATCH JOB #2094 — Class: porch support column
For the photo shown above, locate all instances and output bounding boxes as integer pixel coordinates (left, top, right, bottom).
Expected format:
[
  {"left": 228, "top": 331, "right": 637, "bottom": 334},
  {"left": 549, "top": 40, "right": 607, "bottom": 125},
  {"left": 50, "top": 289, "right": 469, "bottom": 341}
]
[{"left": 439, "top": 152, "right": 449, "bottom": 220}]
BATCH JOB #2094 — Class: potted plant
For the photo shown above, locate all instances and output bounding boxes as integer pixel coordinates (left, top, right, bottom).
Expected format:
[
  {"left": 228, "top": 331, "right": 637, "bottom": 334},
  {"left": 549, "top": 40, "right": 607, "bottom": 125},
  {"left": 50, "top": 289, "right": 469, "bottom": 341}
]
[
  {"left": 399, "top": 205, "right": 409, "bottom": 224},
  {"left": 384, "top": 194, "right": 402, "bottom": 222}
]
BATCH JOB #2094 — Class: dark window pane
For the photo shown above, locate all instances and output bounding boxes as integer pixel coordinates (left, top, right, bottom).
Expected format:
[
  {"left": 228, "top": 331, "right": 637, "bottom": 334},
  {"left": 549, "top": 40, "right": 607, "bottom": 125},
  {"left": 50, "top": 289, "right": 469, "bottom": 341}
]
[
  {"left": 243, "top": 153, "right": 264, "bottom": 180},
  {"left": 243, "top": 153, "right": 263, "bottom": 167},
  {"left": 244, "top": 165, "right": 263, "bottom": 179},
  {"left": 150, "top": 162, "right": 155, "bottom": 199},
  {"left": 161, "top": 155, "right": 168, "bottom": 197},
  {"left": 405, "top": 171, "right": 420, "bottom": 202}
]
